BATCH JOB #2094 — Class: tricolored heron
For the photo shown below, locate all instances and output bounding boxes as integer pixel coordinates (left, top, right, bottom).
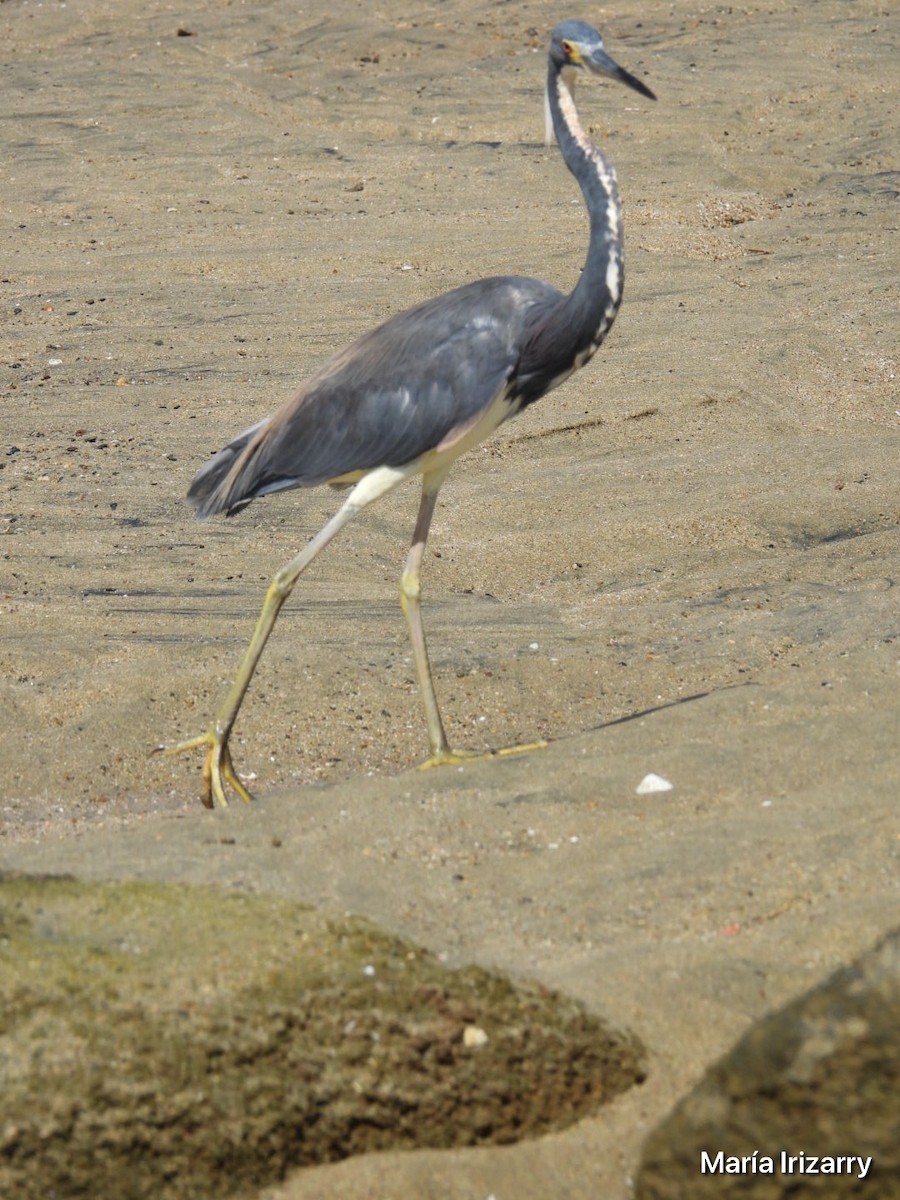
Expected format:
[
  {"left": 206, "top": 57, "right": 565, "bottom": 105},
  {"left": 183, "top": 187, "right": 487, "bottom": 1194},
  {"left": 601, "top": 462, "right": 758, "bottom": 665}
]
[{"left": 160, "top": 21, "right": 655, "bottom": 807}]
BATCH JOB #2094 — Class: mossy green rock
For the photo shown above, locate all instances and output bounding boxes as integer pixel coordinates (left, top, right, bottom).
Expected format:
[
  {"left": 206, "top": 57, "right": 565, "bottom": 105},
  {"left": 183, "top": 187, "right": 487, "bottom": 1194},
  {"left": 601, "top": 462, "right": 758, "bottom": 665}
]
[{"left": 0, "top": 873, "right": 645, "bottom": 1199}]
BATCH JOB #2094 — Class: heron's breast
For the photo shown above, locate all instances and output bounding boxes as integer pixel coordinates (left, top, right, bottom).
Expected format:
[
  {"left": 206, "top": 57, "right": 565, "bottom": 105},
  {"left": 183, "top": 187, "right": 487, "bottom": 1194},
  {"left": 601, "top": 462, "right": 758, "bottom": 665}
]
[{"left": 419, "top": 386, "right": 519, "bottom": 472}]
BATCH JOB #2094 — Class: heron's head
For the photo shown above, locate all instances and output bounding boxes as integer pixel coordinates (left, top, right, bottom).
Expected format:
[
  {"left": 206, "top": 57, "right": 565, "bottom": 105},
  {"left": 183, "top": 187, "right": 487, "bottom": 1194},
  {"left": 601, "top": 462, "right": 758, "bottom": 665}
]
[{"left": 549, "top": 20, "right": 655, "bottom": 101}]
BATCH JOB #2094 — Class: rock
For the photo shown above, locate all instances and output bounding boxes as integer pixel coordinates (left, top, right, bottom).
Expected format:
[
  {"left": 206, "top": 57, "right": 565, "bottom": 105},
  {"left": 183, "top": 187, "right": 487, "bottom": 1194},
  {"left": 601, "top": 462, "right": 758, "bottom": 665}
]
[
  {"left": 636, "top": 928, "right": 900, "bottom": 1198},
  {"left": 0, "top": 873, "right": 645, "bottom": 1200}
]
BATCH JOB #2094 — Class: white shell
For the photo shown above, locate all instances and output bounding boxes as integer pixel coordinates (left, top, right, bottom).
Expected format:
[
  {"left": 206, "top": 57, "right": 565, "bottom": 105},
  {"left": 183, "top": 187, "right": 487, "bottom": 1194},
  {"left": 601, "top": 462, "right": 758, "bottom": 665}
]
[{"left": 636, "top": 772, "right": 673, "bottom": 795}]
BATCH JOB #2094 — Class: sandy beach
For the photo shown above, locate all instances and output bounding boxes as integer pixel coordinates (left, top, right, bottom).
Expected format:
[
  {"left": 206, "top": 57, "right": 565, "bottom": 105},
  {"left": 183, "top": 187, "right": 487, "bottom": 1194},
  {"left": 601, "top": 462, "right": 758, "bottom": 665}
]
[{"left": 2, "top": 0, "right": 898, "bottom": 1195}]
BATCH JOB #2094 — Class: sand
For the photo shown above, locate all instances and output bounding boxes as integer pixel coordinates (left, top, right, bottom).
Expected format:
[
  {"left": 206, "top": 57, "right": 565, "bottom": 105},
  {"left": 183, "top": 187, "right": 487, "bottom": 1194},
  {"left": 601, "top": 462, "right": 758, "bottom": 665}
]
[{"left": 2, "top": 0, "right": 898, "bottom": 1195}]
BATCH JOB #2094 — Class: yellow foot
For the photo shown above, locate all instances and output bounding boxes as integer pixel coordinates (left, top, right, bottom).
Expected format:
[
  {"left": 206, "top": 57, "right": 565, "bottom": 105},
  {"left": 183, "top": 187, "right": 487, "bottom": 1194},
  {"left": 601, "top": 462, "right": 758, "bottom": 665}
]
[
  {"left": 492, "top": 739, "right": 549, "bottom": 758},
  {"left": 154, "top": 731, "right": 254, "bottom": 809},
  {"left": 418, "top": 740, "right": 548, "bottom": 771}
]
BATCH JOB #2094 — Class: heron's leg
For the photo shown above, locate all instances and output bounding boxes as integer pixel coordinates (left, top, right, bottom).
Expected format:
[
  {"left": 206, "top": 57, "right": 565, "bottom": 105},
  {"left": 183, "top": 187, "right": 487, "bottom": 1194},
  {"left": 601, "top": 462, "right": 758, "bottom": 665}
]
[
  {"left": 402, "top": 475, "right": 548, "bottom": 771},
  {"left": 399, "top": 474, "right": 453, "bottom": 761},
  {"left": 158, "top": 463, "right": 416, "bottom": 807}
]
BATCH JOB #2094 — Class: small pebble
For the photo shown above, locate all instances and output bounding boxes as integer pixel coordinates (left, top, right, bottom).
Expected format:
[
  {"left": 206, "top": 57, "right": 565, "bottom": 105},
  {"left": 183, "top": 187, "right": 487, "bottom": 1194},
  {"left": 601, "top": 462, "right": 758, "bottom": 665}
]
[{"left": 463, "top": 1025, "right": 489, "bottom": 1048}]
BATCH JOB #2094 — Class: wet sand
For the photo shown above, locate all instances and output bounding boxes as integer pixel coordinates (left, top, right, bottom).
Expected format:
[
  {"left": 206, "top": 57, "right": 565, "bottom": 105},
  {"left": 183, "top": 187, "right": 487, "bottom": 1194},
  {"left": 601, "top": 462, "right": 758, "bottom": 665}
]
[{"left": 2, "top": 0, "right": 898, "bottom": 1196}]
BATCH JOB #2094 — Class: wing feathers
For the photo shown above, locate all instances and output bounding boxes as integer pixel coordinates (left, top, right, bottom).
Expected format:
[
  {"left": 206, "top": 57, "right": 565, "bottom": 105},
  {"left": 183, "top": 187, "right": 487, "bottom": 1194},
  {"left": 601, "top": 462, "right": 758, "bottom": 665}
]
[{"left": 188, "top": 277, "right": 560, "bottom": 519}]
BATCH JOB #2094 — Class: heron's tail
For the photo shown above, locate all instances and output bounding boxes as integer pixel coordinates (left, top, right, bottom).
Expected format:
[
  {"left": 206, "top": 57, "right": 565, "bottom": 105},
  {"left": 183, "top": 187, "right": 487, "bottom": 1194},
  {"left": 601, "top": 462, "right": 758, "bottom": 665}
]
[{"left": 186, "top": 417, "right": 270, "bottom": 519}]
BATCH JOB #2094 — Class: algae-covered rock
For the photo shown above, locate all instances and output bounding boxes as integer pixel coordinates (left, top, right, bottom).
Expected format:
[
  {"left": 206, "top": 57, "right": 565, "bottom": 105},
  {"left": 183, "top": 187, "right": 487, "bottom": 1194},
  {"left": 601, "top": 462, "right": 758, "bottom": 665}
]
[
  {"left": 636, "top": 928, "right": 900, "bottom": 1199},
  {"left": 0, "top": 873, "right": 645, "bottom": 1199}
]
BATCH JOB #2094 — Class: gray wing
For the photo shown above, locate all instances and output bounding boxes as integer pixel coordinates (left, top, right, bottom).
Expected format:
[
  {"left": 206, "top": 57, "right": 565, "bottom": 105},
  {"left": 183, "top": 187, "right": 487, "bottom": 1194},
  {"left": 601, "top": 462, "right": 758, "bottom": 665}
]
[{"left": 188, "top": 275, "right": 560, "bottom": 518}]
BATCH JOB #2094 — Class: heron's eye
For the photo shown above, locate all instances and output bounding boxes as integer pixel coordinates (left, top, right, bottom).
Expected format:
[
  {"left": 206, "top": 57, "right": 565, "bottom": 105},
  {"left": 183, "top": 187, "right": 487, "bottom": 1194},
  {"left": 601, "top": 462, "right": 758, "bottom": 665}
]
[{"left": 562, "top": 41, "right": 573, "bottom": 58}]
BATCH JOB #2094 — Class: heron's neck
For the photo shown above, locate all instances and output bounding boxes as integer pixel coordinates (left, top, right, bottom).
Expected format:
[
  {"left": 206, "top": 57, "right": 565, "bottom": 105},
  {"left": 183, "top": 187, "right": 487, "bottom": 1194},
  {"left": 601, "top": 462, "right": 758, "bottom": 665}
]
[{"left": 545, "top": 67, "right": 624, "bottom": 355}]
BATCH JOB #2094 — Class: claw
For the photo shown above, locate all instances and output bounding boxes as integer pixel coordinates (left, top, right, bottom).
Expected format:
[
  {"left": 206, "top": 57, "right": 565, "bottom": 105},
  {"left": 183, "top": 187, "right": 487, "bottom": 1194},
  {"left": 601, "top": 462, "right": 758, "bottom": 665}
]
[{"left": 154, "top": 731, "right": 254, "bottom": 809}]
